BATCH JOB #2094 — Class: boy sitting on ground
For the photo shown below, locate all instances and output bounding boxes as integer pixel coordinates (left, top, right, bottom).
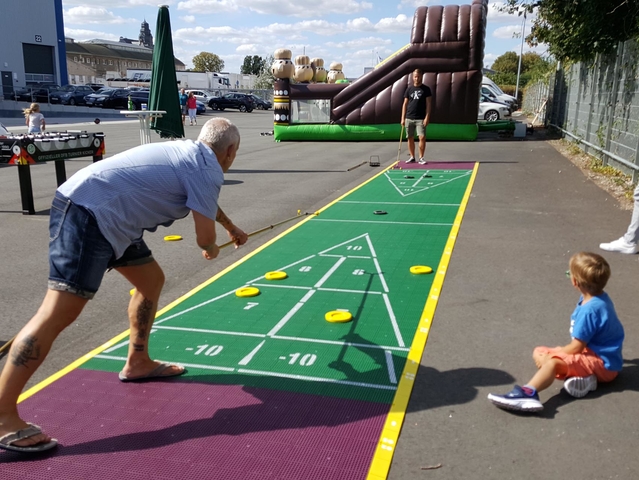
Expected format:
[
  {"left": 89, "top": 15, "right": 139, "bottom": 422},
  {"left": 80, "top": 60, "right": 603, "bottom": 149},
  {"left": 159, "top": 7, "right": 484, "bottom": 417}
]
[{"left": 488, "top": 252, "right": 624, "bottom": 412}]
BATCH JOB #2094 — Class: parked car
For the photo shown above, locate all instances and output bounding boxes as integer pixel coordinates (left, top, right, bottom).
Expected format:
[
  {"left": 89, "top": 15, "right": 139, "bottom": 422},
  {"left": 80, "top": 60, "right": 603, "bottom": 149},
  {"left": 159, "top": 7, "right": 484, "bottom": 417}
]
[
  {"left": 84, "top": 88, "right": 116, "bottom": 107},
  {"left": 85, "top": 83, "right": 106, "bottom": 92},
  {"left": 208, "top": 92, "right": 255, "bottom": 112},
  {"left": 13, "top": 84, "right": 60, "bottom": 103},
  {"left": 196, "top": 100, "right": 206, "bottom": 114},
  {"left": 86, "top": 88, "right": 148, "bottom": 109},
  {"left": 50, "top": 85, "right": 94, "bottom": 105},
  {"left": 248, "top": 94, "right": 272, "bottom": 110},
  {"left": 186, "top": 89, "right": 216, "bottom": 105},
  {"left": 478, "top": 95, "right": 511, "bottom": 122}
]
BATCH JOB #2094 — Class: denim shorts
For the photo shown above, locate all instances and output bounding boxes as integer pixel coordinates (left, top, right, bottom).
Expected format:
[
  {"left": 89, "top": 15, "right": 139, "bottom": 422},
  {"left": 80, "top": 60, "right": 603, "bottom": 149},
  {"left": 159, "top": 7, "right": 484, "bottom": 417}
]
[{"left": 48, "top": 192, "right": 154, "bottom": 299}]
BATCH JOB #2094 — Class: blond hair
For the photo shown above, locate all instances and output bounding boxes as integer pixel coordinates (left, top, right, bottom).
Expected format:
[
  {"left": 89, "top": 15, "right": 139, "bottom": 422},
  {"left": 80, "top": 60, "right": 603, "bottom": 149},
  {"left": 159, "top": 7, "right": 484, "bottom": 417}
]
[
  {"left": 197, "top": 117, "right": 240, "bottom": 155},
  {"left": 23, "top": 103, "right": 40, "bottom": 118},
  {"left": 569, "top": 252, "right": 611, "bottom": 296}
]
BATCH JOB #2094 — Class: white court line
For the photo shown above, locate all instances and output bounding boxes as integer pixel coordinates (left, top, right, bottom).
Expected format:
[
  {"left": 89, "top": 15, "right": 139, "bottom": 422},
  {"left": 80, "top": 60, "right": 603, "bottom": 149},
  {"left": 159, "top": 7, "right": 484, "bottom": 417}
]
[
  {"left": 267, "top": 289, "right": 316, "bottom": 336},
  {"left": 383, "top": 293, "right": 404, "bottom": 347},
  {"left": 238, "top": 340, "right": 265, "bottom": 366},
  {"left": 373, "top": 257, "right": 389, "bottom": 293},
  {"left": 251, "top": 283, "right": 312, "bottom": 290},
  {"left": 272, "top": 335, "right": 409, "bottom": 352},
  {"left": 314, "top": 257, "right": 347, "bottom": 288},
  {"left": 314, "top": 219, "right": 453, "bottom": 226},
  {"left": 321, "top": 254, "right": 371, "bottom": 259},
  {"left": 318, "top": 287, "right": 381, "bottom": 295},
  {"left": 155, "top": 289, "right": 237, "bottom": 325},
  {"left": 154, "top": 325, "right": 266, "bottom": 338},
  {"left": 318, "top": 233, "right": 369, "bottom": 256},
  {"left": 385, "top": 350, "right": 397, "bottom": 384},
  {"left": 133, "top": 325, "right": 408, "bottom": 352},
  {"left": 237, "top": 368, "right": 397, "bottom": 391},
  {"left": 340, "top": 201, "right": 461, "bottom": 206},
  {"left": 364, "top": 234, "right": 378, "bottom": 258},
  {"left": 94, "top": 354, "right": 236, "bottom": 372}
]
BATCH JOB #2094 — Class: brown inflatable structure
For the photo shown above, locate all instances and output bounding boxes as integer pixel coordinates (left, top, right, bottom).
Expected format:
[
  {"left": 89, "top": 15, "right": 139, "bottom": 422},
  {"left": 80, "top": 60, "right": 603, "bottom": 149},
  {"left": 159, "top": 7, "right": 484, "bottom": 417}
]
[{"left": 273, "top": 0, "right": 488, "bottom": 141}]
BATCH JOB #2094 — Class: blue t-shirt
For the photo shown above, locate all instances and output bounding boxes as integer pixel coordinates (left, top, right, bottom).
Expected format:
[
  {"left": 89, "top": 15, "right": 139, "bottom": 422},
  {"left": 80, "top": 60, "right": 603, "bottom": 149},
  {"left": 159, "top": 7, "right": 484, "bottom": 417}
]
[
  {"left": 179, "top": 93, "right": 188, "bottom": 106},
  {"left": 570, "top": 292, "right": 624, "bottom": 371},
  {"left": 58, "top": 140, "right": 223, "bottom": 259}
]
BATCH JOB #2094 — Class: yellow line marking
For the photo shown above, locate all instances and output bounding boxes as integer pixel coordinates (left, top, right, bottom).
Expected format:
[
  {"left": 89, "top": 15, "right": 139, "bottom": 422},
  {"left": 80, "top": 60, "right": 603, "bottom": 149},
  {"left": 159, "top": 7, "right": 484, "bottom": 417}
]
[
  {"left": 366, "top": 162, "right": 479, "bottom": 480},
  {"left": 18, "top": 161, "right": 398, "bottom": 403}
]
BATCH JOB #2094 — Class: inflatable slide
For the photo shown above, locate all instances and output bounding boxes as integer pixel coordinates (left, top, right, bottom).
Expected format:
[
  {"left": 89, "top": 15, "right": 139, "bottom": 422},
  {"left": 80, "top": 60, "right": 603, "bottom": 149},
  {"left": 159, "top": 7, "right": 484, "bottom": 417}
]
[{"left": 272, "top": 0, "right": 488, "bottom": 142}]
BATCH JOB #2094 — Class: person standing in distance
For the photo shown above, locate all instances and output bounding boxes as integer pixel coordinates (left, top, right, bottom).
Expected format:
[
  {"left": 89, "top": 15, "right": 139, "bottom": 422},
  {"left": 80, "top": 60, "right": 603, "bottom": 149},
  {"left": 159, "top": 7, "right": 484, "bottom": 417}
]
[
  {"left": 0, "top": 117, "right": 247, "bottom": 453},
  {"left": 401, "top": 69, "right": 432, "bottom": 164}
]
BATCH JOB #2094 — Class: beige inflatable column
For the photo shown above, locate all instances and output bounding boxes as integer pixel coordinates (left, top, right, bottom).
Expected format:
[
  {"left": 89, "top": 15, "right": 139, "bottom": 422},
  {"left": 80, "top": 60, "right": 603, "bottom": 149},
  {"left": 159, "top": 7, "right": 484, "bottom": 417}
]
[
  {"left": 294, "top": 55, "right": 313, "bottom": 83},
  {"left": 311, "top": 58, "right": 327, "bottom": 83},
  {"left": 327, "top": 62, "right": 345, "bottom": 84},
  {"left": 271, "top": 49, "right": 294, "bottom": 125}
]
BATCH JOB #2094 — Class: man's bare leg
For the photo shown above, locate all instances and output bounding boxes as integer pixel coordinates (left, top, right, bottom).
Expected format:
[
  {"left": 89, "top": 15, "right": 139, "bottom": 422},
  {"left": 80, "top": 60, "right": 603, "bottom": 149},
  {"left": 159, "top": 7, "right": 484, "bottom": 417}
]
[
  {"left": 117, "top": 261, "right": 183, "bottom": 378},
  {"left": 418, "top": 135, "right": 426, "bottom": 159},
  {"left": 0, "top": 290, "right": 88, "bottom": 447},
  {"left": 407, "top": 136, "right": 416, "bottom": 159}
]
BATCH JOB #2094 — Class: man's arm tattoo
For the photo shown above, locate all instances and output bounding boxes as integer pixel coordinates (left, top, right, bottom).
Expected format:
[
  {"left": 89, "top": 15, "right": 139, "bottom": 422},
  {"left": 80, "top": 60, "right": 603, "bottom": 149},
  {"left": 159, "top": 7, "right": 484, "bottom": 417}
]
[{"left": 215, "top": 207, "right": 233, "bottom": 230}]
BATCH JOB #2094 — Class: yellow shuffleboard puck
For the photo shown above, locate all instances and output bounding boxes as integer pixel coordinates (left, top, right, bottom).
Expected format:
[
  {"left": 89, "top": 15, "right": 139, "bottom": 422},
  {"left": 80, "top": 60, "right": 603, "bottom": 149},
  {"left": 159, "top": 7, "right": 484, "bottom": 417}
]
[
  {"left": 410, "top": 265, "right": 433, "bottom": 274},
  {"left": 236, "top": 286, "right": 260, "bottom": 298},
  {"left": 164, "top": 235, "right": 183, "bottom": 242},
  {"left": 130, "top": 288, "right": 136, "bottom": 296},
  {"left": 325, "top": 311, "right": 353, "bottom": 323},
  {"left": 265, "top": 271, "right": 287, "bottom": 280}
]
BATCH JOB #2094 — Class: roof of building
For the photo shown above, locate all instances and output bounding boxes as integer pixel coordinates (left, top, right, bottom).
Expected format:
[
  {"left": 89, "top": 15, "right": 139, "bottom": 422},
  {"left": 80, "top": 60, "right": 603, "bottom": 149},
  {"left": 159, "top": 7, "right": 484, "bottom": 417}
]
[{"left": 64, "top": 39, "right": 184, "bottom": 67}]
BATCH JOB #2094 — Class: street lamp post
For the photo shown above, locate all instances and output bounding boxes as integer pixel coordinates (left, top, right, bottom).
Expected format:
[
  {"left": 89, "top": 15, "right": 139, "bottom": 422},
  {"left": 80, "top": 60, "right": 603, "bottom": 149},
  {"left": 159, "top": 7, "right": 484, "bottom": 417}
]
[{"left": 515, "top": 12, "right": 527, "bottom": 100}]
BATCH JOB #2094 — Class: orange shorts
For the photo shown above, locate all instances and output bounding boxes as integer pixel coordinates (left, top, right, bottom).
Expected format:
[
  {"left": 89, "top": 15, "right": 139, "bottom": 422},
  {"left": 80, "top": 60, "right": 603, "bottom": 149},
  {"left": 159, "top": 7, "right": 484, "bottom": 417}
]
[{"left": 534, "top": 346, "right": 618, "bottom": 382}]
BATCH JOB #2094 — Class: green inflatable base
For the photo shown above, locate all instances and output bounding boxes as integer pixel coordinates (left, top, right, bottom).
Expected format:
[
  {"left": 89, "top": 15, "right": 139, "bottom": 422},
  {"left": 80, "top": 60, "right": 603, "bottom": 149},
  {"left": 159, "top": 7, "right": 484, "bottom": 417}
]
[{"left": 273, "top": 123, "right": 478, "bottom": 142}]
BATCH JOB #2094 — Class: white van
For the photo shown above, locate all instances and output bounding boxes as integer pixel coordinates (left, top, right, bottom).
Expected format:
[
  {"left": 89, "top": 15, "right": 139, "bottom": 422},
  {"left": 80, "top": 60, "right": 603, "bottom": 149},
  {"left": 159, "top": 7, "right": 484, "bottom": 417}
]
[{"left": 482, "top": 76, "right": 518, "bottom": 108}]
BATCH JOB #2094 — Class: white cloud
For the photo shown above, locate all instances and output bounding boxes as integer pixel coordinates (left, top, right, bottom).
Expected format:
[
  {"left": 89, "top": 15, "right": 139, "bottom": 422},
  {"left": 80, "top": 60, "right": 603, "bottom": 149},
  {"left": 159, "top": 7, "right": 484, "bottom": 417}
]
[
  {"left": 176, "top": 0, "right": 372, "bottom": 17},
  {"left": 64, "top": 28, "right": 121, "bottom": 42},
  {"left": 64, "top": 6, "right": 137, "bottom": 25},
  {"left": 493, "top": 24, "right": 527, "bottom": 40},
  {"left": 180, "top": 15, "right": 196, "bottom": 23},
  {"left": 347, "top": 15, "right": 411, "bottom": 33},
  {"left": 483, "top": 52, "right": 497, "bottom": 68},
  {"left": 326, "top": 37, "right": 392, "bottom": 49},
  {"left": 397, "top": 0, "right": 431, "bottom": 9}
]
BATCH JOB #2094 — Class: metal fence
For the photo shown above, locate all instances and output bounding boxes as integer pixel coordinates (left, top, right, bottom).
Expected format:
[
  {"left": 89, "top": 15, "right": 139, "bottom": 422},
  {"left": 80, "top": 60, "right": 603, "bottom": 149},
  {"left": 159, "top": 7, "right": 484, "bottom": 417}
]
[{"left": 523, "top": 39, "right": 639, "bottom": 181}]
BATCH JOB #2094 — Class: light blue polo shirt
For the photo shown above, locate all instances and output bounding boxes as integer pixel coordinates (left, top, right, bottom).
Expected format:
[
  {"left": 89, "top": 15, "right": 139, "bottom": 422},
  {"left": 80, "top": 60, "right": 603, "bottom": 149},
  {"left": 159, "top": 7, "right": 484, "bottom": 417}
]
[{"left": 58, "top": 140, "right": 223, "bottom": 259}]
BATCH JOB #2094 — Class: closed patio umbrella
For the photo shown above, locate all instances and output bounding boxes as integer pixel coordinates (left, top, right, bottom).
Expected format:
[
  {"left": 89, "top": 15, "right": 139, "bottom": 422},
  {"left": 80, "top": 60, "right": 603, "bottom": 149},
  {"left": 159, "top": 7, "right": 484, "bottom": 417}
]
[{"left": 149, "top": 5, "right": 184, "bottom": 139}]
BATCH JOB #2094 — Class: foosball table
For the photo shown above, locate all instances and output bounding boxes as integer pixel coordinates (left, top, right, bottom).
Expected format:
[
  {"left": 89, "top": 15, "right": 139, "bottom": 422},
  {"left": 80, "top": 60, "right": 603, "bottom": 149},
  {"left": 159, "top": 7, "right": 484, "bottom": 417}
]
[{"left": 0, "top": 130, "right": 105, "bottom": 214}]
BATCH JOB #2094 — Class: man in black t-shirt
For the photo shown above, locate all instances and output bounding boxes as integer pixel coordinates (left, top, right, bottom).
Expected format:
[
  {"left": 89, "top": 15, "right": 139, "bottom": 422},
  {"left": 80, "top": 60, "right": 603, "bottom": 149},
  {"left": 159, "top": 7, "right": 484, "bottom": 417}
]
[{"left": 401, "top": 69, "right": 432, "bottom": 164}]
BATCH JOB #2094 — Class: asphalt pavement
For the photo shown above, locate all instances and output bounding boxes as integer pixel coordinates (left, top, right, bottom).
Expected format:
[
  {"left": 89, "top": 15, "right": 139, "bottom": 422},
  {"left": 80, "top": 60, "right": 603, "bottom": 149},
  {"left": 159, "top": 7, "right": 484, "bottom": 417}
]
[{"left": 0, "top": 110, "right": 637, "bottom": 479}]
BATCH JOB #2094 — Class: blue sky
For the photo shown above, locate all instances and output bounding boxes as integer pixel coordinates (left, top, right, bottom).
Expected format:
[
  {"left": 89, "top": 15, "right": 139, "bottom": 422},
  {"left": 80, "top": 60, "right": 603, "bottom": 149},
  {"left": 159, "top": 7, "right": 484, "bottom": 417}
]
[{"left": 61, "top": 0, "right": 544, "bottom": 77}]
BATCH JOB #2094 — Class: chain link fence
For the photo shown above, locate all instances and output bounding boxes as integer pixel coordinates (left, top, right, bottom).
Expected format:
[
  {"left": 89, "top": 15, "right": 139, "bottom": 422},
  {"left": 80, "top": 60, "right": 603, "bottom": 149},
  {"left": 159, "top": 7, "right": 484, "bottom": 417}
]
[{"left": 523, "top": 39, "right": 639, "bottom": 181}]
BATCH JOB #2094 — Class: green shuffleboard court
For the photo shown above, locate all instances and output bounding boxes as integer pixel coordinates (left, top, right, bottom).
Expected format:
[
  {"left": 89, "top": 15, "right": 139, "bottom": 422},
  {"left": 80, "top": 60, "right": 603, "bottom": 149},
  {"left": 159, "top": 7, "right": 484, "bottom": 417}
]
[{"left": 84, "top": 164, "right": 476, "bottom": 408}]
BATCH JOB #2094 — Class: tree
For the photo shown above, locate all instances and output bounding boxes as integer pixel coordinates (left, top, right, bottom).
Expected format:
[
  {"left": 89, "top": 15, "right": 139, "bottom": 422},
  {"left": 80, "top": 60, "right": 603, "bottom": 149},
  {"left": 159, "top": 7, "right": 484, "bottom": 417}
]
[
  {"left": 502, "top": 1, "right": 639, "bottom": 62},
  {"left": 192, "top": 52, "right": 224, "bottom": 73},
  {"left": 488, "top": 51, "right": 551, "bottom": 90},
  {"left": 241, "top": 55, "right": 266, "bottom": 76},
  {"left": 253, "top": 54, "right": 275, "bottom": 90}
]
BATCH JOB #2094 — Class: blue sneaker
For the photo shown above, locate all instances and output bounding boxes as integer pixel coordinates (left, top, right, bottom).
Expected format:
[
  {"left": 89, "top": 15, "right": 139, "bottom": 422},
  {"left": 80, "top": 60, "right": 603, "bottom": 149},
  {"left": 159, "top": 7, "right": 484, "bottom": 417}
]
[{"left": 487, "top": 385, "right": 543, "bottom": 412}]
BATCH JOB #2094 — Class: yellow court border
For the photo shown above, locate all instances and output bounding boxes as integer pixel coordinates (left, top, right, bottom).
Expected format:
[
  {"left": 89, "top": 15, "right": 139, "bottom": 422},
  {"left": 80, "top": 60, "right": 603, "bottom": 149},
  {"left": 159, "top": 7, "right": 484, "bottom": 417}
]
[
  {"left": 366, "top": 162, "right": 480, "bottom": 480},
  {"left": 18, "top": 162, "right": 397, "bottom": 403}
]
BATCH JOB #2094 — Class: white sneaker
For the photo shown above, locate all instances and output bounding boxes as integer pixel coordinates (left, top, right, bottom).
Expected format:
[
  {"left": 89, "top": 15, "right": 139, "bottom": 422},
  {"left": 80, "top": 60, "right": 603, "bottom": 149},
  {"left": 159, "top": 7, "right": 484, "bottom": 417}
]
[
  {"left": 406, "top": 157, "right": 416, "bottom": 163},
  {"left": 418, "top": 157, "right": 426, "bottom": 164},
  {"left": 599, "top": 237, "right": 638, "bottom": 254},
  {"left": 563, "top": 374, "right": 597, "bottom": 398}
]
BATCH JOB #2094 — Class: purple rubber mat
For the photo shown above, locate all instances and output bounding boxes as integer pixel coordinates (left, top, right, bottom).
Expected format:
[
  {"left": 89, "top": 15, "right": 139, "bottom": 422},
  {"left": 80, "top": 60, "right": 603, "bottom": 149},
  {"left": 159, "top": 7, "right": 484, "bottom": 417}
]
[
  {"left": 394, "top": 161, "right": 475, "bottom": 170},
  {"left": 0, "top": 369, "right": 388, "bottom": 480}
]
